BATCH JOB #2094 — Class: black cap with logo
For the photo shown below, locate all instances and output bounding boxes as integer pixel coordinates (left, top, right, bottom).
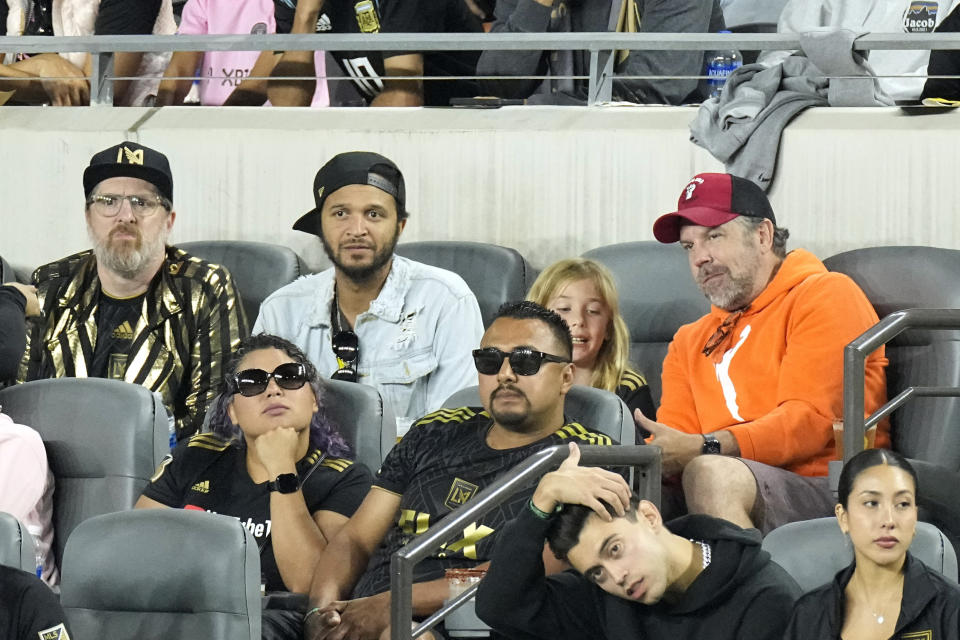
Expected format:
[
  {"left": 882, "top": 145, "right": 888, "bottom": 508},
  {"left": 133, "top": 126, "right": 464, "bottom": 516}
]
[
  {"left": 83, "top": 142, "right": 174, "bottom": 203},
  {"left": 293, "top": 151, "right": 406, "bottom": 236}
]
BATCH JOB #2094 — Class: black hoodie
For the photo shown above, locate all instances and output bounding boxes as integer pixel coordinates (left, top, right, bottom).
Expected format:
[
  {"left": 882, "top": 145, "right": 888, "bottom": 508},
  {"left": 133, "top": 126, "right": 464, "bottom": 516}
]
[{"left": 477, "top": 509, "right": 801, "bottom": 640}]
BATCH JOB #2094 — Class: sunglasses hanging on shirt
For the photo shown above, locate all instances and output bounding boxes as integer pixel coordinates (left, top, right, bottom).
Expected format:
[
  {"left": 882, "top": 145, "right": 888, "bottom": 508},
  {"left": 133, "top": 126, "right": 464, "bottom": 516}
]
[{"left": 331, "top": 288, "right": 360, "bottom": 383}]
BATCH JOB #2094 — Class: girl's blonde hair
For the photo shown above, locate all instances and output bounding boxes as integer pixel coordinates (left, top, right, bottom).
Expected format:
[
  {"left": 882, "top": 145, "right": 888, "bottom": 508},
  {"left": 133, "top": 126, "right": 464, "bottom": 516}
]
[{"left": 527, "top": 257, "right": 634, "bottom": 392}]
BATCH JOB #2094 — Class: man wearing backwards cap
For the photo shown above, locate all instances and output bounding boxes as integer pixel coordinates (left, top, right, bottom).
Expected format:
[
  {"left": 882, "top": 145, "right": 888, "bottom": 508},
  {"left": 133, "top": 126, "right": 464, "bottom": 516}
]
[
  {"left": 255, "top": 151, "right": 483, "bottom": 436},
  {"left": 19, "top": 141, "right": 247, "bottom": 441},
  {"left": 637, "top": 172, "right": 888, "bottom": 533}
]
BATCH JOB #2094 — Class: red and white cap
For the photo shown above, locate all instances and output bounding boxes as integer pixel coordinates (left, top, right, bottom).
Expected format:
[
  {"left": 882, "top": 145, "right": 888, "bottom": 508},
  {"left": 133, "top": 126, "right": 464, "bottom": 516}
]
[{"left": 653, "top": 173, "right": 775, "bottom": 244}]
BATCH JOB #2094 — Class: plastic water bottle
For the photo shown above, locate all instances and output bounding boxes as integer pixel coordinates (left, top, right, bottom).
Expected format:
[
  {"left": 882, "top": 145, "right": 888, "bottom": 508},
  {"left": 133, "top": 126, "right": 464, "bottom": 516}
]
[{"left": 706, "top": 31, "right": 743, "bottom": 100}]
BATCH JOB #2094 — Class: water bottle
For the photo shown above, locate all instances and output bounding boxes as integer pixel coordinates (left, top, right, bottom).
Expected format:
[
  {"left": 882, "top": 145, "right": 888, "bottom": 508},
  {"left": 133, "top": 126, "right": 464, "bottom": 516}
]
[{"left": 706, "top": 31, "right": 743, "bottom": 100}]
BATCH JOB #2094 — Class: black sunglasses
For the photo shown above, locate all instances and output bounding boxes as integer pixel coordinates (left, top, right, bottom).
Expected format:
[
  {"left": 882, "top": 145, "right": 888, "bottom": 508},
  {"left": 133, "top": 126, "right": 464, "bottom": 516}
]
[
  {"left": 472, "top": 347, "right": 571, "bottom": 376},
  {"left": 230, "top": 362, "right": 309, "bottom": 397},
  {"left": 331, "top": 330, "right": 359, "bottom": 383}
]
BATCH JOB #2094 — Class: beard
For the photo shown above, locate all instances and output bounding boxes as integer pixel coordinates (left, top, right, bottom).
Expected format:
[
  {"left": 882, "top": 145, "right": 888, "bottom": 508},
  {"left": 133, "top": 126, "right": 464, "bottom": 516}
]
[
  {"left": 488, "top": 384, "right": 536, "bottom": 433},
  {"left": 320, "top": 225, "right": 401, "bottom": 284},
  {"left": 89, "top": 221, "right": 169, "bottom": 280},
  {"left": 696, "top": 265, "right": 757, "bottom": 310}
]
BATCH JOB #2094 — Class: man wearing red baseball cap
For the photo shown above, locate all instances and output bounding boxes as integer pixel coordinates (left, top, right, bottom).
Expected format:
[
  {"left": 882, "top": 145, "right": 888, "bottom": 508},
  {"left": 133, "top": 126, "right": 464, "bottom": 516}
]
[{"left": 640, "top": 173, "right": 889, "bottom": 533}]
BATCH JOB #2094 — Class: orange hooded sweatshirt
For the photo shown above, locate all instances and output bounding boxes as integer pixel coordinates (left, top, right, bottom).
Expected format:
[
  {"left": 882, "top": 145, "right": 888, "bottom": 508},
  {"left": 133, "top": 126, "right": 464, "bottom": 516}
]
[{"left": 657, "top": 249, "right": 888, "bottom": 477}]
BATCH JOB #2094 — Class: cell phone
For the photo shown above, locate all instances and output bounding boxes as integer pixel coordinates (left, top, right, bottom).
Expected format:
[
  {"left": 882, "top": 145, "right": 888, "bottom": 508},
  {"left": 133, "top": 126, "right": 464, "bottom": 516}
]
[{"left": 449, "top": 96, "right": 526, "bottom": 108}]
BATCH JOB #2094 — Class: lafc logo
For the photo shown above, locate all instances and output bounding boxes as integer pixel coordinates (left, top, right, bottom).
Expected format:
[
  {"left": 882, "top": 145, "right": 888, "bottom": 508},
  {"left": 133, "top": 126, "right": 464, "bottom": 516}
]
[
  {"left": 38, "top": 623, "right": 71, "bottom": 639},
  {"left": 116, "top": 146, "right": 144, "bottom": 165},
  {"left": 444, "top": 478, "right": 479, "bottom": 510},
  {"left": 684, "top": 176, "right": 705, "bottom": 200},
  {"left": 191, "top": 480, "right": 210, "bottom": 494}
]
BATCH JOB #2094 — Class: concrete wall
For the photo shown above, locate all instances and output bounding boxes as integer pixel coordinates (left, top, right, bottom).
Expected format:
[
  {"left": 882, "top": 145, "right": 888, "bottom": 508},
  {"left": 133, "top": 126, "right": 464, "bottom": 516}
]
[{"left": 2, "top": 105, "right": 959, "bottom": 274}]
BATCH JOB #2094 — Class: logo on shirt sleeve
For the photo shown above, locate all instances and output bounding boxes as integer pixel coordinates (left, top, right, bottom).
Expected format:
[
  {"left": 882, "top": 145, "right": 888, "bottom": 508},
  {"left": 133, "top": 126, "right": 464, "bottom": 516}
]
[
  {"left": 38, "top": 624, "right": 71, "bottom": 640},
  {"left": 903, "top": 2, "right": 938, "bottom": 33}
]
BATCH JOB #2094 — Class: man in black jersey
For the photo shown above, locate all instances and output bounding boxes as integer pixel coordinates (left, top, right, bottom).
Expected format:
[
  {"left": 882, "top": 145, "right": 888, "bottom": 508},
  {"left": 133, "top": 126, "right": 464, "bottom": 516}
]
[
  {"left": 19, "top": 142, "right": 247, "bottom": 441},
  {"left": 267, "top": 0, "right": 482, "bottom": 106},
  {"left": 303, "top": 301, "right": 613, "bottom": 640}
]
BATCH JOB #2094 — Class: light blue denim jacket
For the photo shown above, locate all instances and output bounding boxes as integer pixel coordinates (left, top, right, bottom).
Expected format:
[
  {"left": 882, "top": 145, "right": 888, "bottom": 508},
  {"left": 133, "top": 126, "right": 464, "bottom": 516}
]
[{"left": 254, "top": 256, "right": 483, "bottom": 435}]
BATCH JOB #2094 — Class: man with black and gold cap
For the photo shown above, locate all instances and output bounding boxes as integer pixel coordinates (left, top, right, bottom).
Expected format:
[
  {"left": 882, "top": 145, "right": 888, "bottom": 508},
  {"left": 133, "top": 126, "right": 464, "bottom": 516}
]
[
  {"left": 255, "top": 151, "right": 483, "bottom": 439},
  {"left": 19, "top": 141, "right": 248, "bottom": 442}
]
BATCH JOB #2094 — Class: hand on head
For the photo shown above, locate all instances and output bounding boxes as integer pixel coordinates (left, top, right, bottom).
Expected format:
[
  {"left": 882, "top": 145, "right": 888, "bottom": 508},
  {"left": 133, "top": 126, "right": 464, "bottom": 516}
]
[{"left": 533, "top": 443, "right": 632, "bottom": 521}]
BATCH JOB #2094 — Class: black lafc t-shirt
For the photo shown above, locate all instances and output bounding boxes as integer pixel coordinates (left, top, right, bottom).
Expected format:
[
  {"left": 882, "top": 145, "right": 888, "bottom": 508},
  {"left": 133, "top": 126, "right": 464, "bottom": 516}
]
[
  {"left": 273, "top": 0, "right": 481, "bottom": 106},
  {"left": 90, "top": 290, "right": 145, "bottom": 379},
  {"left": 142, "top": 433, "right": 374, "bottom": 592},
  {"left": 352, "top": 407, "right": 614, "bottom": 597}
]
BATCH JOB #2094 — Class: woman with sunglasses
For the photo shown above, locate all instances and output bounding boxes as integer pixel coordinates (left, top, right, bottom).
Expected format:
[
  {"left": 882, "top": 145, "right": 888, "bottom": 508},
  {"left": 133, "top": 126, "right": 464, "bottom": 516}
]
[
  {"left": 135, "top": 334, "right": 372, "bottom": 636},
  {"left": 784, "top": 448, "right": 960, "bottom": 640},
  {"left": 528, "top": 258, "right": 655, "bottom": 426}
]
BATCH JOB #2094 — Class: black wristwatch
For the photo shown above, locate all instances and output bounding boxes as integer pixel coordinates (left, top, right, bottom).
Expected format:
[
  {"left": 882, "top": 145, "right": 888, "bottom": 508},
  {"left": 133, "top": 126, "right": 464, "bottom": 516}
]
[
  {"left": 268, "top": 473, "right": 301, "bottom": 494},
  {"left": 701, "top": 433, "right": 722, "bottom": 455}
]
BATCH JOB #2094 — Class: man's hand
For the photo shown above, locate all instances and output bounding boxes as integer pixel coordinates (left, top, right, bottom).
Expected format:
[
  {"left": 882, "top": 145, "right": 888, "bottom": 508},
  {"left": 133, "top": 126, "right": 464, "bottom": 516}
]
[
  {"left": 4, "top": 282, "right": 40, "bottom": 317},
  {"left": 531, "top": 443, "right": 631, "bottom": 521},
  {"left": 635, "top": 410, "right": 702, "bottom": 478},
  {"left": 312, "top": 592, "right": 391, "bottom": 640},
  {"left": 253, "top": 427, "right": 300, "bottom": 478},
  {"left": 11, "top": 54, "right": 89, "bottom": 105}
]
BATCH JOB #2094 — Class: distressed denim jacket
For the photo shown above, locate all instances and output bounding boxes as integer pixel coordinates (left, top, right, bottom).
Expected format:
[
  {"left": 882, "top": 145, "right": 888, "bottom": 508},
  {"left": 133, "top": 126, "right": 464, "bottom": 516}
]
[{"left": 255, "top": 256, "right": 483, "bottom": 436}]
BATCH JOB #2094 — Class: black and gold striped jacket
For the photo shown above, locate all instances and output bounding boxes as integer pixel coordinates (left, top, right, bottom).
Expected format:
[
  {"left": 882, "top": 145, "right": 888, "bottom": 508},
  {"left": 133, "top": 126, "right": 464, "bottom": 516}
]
[{"left": 18, "top": 246, "right": 248, "bottom": 440}]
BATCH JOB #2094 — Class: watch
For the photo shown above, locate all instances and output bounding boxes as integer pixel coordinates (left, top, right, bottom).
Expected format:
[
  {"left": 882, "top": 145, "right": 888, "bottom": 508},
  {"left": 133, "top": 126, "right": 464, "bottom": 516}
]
[
  {"left": 268, "top": 473, "right": 300, "bottom": 494},
  {"left": 701, "top": 433, "right": 722, "bottom": 455}
]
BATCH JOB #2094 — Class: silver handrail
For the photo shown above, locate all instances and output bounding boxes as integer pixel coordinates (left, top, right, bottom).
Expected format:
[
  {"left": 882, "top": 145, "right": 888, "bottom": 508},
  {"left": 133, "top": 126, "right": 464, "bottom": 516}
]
[
  {"left": 5, "top": 32, "right": 960, "bottom": 106},
  {"left": 388, "top": 443, "right": 661, "bottom": 640},
  {"left": 843, "top": 308, "right": 960, "bottom": 463}
]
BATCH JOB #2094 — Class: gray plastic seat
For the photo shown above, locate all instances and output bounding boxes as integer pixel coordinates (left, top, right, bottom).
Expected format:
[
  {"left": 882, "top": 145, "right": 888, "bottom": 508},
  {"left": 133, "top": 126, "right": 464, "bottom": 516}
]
[
  {"left": 763, "top": 517, "right": 958, "bottom": 592},
  {"left": 179, "top": 240, "right": 307, "bottom": 326},
  {"left": 442, "top": 384, "right": 635, "bottom": 445},
  {"left": 321, "top": 378, "right": 397, "bottom": 470},
  {"left": 0, "top": 511, "right": 36, "bottom": 573},
  {"left": 395, "top": 241, "right": 534, "bottom": 327},
  {"left": 60, "top": 509, "right": 260, "bottom": 640},
  {"left": 0, "top": 378, "right": 169, "bottom": 567},
  {"left": 824, "top": 246, "right": 960, "bottom": 470},
  {"left": 583, "top": 241, "right": 709, "bottom": 406}
]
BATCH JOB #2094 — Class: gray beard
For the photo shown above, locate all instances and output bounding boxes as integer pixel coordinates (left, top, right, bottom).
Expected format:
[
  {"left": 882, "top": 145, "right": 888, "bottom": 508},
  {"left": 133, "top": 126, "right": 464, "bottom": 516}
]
[{"left": 89, "top": 224, "right": 168, "bottom": 280}]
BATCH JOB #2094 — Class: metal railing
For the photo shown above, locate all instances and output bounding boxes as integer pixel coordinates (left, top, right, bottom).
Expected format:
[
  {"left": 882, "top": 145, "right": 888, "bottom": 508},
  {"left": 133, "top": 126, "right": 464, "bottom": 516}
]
[
  {"left": 843, "top": 308, "right": 960, "bottom": 462},
  {"left": 4, "top": 32, "right": 960, "bottom": 105},
  {"left": 388, "top": 443, "right": 661, "bottom": 640}
]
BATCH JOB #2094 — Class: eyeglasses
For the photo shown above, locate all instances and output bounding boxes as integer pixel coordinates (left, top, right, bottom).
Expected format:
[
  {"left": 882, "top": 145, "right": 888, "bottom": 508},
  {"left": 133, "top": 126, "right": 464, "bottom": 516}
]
[
  {"left": 331, "top": 330, "right": 359, "bottom": 383},
  {"left": 230, "top": 362, "right": 309, "bottom": 397},
  {"left": 86, "top": 193, "right": 168, "bottom": 217},
  {"left": 472, "top": 347, "right": 570, "bottom": 376}
]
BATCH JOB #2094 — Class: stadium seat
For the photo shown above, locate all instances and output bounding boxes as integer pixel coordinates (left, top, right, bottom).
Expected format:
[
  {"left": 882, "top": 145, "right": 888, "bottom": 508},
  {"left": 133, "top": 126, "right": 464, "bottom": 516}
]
[
  {"left": 442, "top": 384, "right": 636, "bottom": 445},
  {"left": 179, "top": 240, "right": 307, "bottom": 326},
  {"left": 824, "top": 246, "right": 960, "bottom": 470},
  {"left": 763, "top": 517, "right": 958, "bottom": 592},
  {"left": 826, "top": 245, "right": 960, "bottom": 549},
  {"left": 60, "top": 509, "right": 260, "bottom": 640},
  {"left": 321, "top": 378, "right": 397, "bottom": 471},
  {"left": 582, "top": 241, "right": 709, "bottom": 407},
  {"left": 395, "top": 241, "right": 535, "bottom": 327},
  {"left": 0, "top": 378, "right": 169, "bottom": 567},
  {"left": 0, "top": 511, "right": 36, "bottom": 573}
]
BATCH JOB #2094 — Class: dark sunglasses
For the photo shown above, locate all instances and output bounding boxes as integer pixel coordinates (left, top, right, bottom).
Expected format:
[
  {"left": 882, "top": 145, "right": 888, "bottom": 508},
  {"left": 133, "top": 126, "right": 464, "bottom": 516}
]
[
  {"left": 472, "top": 347, "right": 571, "bottom": 376},
  {"left": 230, "top": 362, "right": 309, "bottom": 397},
  {"left": 331, "top": 330, "right": 359, "bottom": 383}
]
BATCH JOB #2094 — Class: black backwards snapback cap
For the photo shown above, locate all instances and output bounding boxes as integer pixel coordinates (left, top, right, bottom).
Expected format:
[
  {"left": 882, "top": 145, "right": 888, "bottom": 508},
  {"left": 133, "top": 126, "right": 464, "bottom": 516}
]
[
  {"left": 83, "top": 142, "right": 174, "bottom": 203},
  {"left": 293, "top": 151, "right": 407, "bottom": 236}
]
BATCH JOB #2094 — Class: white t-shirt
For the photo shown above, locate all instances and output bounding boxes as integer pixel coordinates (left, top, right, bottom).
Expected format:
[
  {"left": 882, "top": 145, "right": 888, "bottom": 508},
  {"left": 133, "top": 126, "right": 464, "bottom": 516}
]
[
  {"left": 763, "top": 0, "right": 960, "bottom": 101},
  {"left": 178, "top": 0, "right": 329, "bottom": 106}
]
